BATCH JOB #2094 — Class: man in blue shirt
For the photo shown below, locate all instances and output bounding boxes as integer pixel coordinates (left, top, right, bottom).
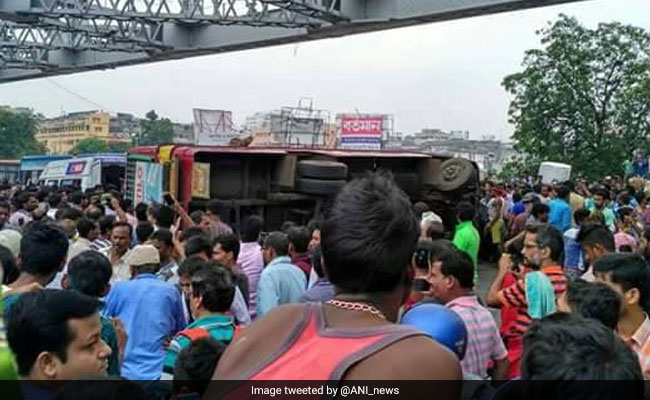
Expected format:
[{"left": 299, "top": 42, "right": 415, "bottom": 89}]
[
  {"left": 103, "top": 244, "right": 186, "bottom": 380},
  {"left": 257, "top": 232, "right": 306, "bottom": 317},
  {"left": 549, "top": 185, "right": 572, "bottom": 233}
]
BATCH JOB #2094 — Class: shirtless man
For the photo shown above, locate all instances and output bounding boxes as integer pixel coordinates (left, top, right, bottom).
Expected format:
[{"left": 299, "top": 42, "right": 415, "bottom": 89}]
[{"left": 212, "top": 173, "right": 461, "bottom": 389}]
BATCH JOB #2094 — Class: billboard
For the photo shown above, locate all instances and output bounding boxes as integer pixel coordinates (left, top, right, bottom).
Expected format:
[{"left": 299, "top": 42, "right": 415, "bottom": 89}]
[
  {"left": 339, "top": 116, "right": 383, "bottom": 150},
  {"left": 133, "top": 162, "right": 163, "bottom": 206},
  {"left": 193, "top": 109, "right": 235, "bottom": 146}
]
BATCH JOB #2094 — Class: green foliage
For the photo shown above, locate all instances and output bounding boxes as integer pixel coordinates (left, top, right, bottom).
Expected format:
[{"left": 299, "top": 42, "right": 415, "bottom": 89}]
[
  {"left": 0, "top": 108, "right": 44, "bottom": 158},
  {"left": 503, "top": 15, "right": 650, "bottom": 180},
  {"left": 138, "top": 110, "right": 174, "bottom": 145},
  {"left": 107, "top": 141, "right": 131, "bottom": 153},
  {"left": 69, "top": 137, "right": 110, "bottom": 155}
]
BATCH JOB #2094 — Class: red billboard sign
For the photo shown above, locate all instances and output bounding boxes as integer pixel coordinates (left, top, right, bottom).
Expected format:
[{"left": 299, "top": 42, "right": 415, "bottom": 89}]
[{"left": 340, "top": 116, "right": 383, "bottom": 136}]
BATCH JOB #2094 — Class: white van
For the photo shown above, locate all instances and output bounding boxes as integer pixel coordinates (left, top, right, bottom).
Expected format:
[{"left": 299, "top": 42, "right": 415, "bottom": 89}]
[
  {"left": 38, "top": 158, "right": 100, "bottom": 191},
  {"left": 538, "top": 162, "right": 572, "bottom": 184}
]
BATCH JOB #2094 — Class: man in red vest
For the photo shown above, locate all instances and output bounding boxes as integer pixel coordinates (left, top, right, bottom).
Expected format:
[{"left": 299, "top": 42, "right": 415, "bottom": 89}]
[{"left": 212, "top": 173, "right": 461, "bottom": 387}]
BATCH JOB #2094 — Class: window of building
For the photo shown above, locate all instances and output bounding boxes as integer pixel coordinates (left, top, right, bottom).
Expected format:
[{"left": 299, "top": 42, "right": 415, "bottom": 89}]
[{"left": 95, "top": 127, "right": 103, "bottom": 133}]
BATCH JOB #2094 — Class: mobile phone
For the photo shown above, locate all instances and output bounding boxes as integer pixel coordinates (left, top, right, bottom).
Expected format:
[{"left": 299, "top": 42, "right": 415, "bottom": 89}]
[
  {"left": 163, "top": 193, "right": 175, "bottom": 206},
  {"left": 414, "top": 248, "right": 430, "bottom": 271},
  {"left": 412, "top": 278, "right": 431, "bottom": 292}
]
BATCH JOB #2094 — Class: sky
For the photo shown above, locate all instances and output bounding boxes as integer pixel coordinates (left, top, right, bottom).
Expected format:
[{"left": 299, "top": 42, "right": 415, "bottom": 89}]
[{"left": 1, "top": 0, "right": 649, "bottom": 141}]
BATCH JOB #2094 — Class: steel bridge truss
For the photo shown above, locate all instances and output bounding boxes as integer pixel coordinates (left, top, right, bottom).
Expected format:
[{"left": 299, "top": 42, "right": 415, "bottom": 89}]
[{"left": 0, "top": 0, "right": 588, "bottom": 82}]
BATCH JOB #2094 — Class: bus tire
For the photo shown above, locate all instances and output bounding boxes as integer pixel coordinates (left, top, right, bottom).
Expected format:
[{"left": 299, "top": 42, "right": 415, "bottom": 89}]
[
  {"left": 297, "top": 178, "right": 347, "bottom": 196},
  {"left": 298, "top": 160, "right": 348, "bottom": 180},
  {"left": 433, "top": 158, "right": 475, "bottom": 192}
]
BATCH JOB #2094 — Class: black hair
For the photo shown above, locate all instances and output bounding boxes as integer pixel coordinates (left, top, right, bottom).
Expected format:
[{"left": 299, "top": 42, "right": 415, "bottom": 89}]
[
  {"left": 531, "top": 203, "right": 550, "bottom": 219},
  {"left": 264, "top": 231, "right": 289, "bottom": 257},
  {"left": 191, "top": 266, "right": 235, "bottom": 312},
  {"left": 85, "top": 205, "right": 105, "bottom": 222},
  {"left": 0, "top": 244, "right": 19, "bottom": 285},
  {"left": 57, "top": 207, "right": 83, "bottom": 222},
  {"left": 512, "top": 192, "right": 522, "bottom": 203},
  {"left": 0, "top": 200, "right": 9, "bottom": 210},
  {"left": 48, "top": 193, "right": 62, "bottom": 208},
  {"left": 593, "top": 253, "right": 650, "bottom": 310},
  {"left": 67, "top": 251, "right": 112, "bottom": 298},
  {"left": 150, "top": 204, "right": 175, "bottom": 229},
  {"left": 617, "top": 206, "right": 634, "bottom": 220},
  {"left": 457, "top": 202, "right": 475, "bottom": 222},
  {"left": 134, "top": 262, "right": 161, "bottom": 275},
  {"left": 52, "top": 379, "right": 149, "bottom": 400},
  {"left": 173, "top": 338, "right": 226, "bottom": 397},
  {"left": 98, "top": 215, "right": 116, "bottom": 235},
  {"left": 322, "top": 173, "right": 419, "bottom": 293},
  {"left": 20, "top": 222, "right": 69, "bottom": 277},
  {"left": 14, "top": 192, "right": 33, "bottom": 209},
  {"left": 280, "top": 220, "right": 297, "bottom": 233},
  {"left": 555, "top": 185, "right": 570, "bottom": 200},
  {"left": 111, "top": 221, "right": 132, "bottom": 238},
  {"left": 577, "top": 223, "right": 615, "bottom": 253},
  {"left": 565, "top": 279, "right": 621, "bottom": 330},
  {"left": 180, "top": 226, "right": 205, "bottom": 243},
  {"left": 185, "top": 234, "right": 213, "bottom": 258},
  {"left": 7, "top": 290, "right": 103, "bottom": 376},
  {"left": 214, "top": 233, "right": 240, "bottom": 260},
  {"left": 178, "top": 255, "right": 208, "bottom": 277},
  {"left": 432, "top": 247, "right": 474, "bottom": 289},
  {"left": 619, "top": 245, "right": 634, "bottom": 253},
  {"left": 522, "top": 313, "right": 643, "bottom": 383},
  {"left": 534, "top": 225, "right": 564, "bottom": 264},
  {"left": 135, "top": 222, "right": 154, "bottom": 244},
  {"left": 413, "top": 201, "right": 430, "bottom": 219},
  {"left": 151, "top": 228, "right": 173, "bottom": 247},
  {"left": 288, "top": 226, "right": 310, "bottom": 254},
  {"left": 76, "top": 218, "right": 96, "bottom": 239},
  {"left": 241, "top": 215, "right": 263, "bottom": 243},
  {"left": 594, "top": 189, "right": 610, "bottom": 201},
  {"left": 312, "top": 246, "right": 324, "bottom": 278},
  {"left": 69, "top": 191, "right": 86, "bottom": 206},
  {"left": 190, "top": 210, "right": 205, "bottom": 225},
  {"left": 135, "top": 202, "right": 149, "bottom": 222},
  {"left": 206, "top": 199, "right": 222, "bottom": 216},
  {"left": 573, "top": 208, "right": 591, "bottom": 226}
]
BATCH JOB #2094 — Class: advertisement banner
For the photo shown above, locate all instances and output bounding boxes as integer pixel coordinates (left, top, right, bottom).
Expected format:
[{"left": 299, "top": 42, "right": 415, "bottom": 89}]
[
  {"left": 133, "top": 162, "right": 163, "bottom": 206},
  {"left": 193, "top": 109, "right": 235, "bottom": 146},
  {"left": 339, "top": 116, "right": 383, "bottom": 150}
]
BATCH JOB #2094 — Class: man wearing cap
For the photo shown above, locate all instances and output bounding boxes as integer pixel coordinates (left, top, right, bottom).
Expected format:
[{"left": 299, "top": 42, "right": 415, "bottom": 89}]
[
  {"left": 508, "top": 193, "right": 537, "bottom": 239},
  {"left": 103, "top": 244, "right": 186, "bottom": 380}
]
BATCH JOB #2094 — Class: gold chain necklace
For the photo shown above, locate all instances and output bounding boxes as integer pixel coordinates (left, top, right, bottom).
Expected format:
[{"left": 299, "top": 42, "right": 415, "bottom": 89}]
[{"left": 325, "top": 299, "right": 387, "bottom": 320}]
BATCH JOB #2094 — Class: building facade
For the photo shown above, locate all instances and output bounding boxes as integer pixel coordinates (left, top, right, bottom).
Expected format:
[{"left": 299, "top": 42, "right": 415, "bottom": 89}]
[{"left": 35, "top": 111, "right": 116, "bottom": 154}]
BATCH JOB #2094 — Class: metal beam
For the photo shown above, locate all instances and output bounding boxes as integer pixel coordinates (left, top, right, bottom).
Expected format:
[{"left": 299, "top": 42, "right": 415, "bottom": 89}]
[
  {"left": 0, "top": 0, "right": 592, "bottom": 82},
  {"left": 11, "top": 0, "right": 325, "bottom": 29}
]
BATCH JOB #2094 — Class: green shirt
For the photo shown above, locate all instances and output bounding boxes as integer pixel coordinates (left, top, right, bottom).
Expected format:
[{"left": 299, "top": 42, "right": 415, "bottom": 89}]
[
  {"left": 453, "top": 221, "right": 481, "bottom": 284},
  {"left": 163, "top": 314, "right": 235, "bottom": 374}
]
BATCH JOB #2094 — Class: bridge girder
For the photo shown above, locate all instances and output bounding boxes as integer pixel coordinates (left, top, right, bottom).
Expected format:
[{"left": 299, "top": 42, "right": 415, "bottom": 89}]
[{"left": 0, "top": 0, "right": 590, "bottom": 83}]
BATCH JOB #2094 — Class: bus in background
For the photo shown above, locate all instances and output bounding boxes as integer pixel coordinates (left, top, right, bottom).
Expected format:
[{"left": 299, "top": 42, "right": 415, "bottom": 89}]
[
  {"left": 20, "top": 154, "right": 72, "bottom": 184},
  {"left": 0, "top": 160, "right": 20, "bottom": 182}
]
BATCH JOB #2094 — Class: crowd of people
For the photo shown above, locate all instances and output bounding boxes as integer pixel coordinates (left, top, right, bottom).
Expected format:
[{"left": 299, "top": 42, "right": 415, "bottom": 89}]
[{"left": 0, "top": 171, "right": 649, "bottom": 399}]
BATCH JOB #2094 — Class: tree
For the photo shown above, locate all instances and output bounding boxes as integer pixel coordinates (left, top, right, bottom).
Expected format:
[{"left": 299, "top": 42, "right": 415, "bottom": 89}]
[
  {"left": 138, "top": 110, "right": 174, "bottom": 145},
  {"left": 107, "top": 141, "right": 132, "bottom": 153},
  {"left": 69, "top": 137, "right": 110, "bottom": 155},
  {"left": 503, "top": 15, "right": 650, "bottom": 180},
  {"left": 0, "top": 108, "right": 45, "bottom": 158}
]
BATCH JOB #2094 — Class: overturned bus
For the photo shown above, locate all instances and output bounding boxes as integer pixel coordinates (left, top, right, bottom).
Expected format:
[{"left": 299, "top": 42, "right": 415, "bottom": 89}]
[{"left": 126, "top": 145, "right": 479, "bottom": 232}]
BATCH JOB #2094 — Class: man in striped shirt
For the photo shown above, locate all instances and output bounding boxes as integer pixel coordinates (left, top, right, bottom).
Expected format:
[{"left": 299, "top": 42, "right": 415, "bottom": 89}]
[
  {"left": 428, "top": 247, "right": 508, "bottom": 380},
  {"left": 487, "top": 225, "right": 568, "bottom": 377}
]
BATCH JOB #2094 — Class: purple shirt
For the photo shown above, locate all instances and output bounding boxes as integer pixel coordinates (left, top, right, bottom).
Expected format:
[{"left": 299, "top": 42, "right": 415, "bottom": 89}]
[{"left": 237, "top": 241, "right": 264, "bottom": 318}]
